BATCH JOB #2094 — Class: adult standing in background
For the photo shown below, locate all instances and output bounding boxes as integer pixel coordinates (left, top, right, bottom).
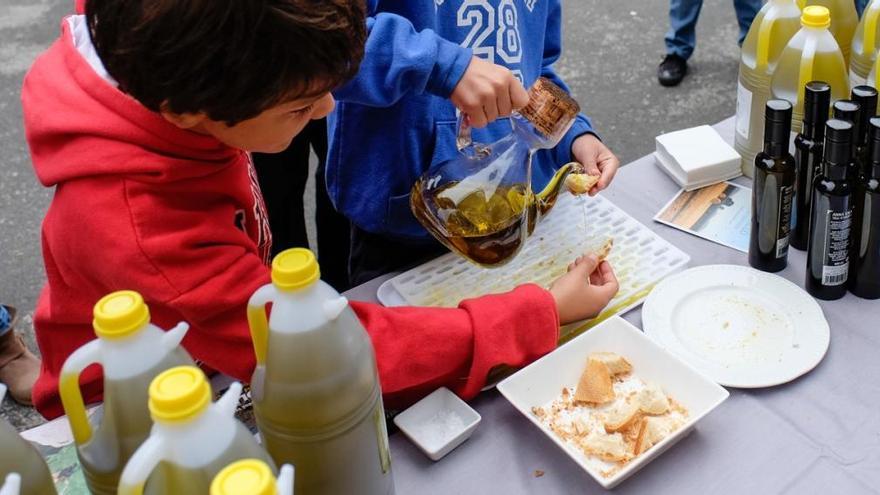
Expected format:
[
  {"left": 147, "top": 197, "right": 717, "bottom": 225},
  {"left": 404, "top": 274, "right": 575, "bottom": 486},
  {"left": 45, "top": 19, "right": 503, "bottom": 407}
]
[{"left": 658, "top": 0, "right": 763, "bottom": 87}]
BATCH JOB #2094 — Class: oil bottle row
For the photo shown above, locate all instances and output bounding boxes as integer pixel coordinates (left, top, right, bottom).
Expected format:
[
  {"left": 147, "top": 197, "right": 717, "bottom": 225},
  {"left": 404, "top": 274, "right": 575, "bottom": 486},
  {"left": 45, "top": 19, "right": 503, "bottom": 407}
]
[
  {"left": 749, "top": 82, "right": 880, "bottom": 301},
  {"left": 735, "top": 0, "right": 880, "bottom": 176},
  {"left": 1, "top": 249, "right": 394, "bottom": 494}
]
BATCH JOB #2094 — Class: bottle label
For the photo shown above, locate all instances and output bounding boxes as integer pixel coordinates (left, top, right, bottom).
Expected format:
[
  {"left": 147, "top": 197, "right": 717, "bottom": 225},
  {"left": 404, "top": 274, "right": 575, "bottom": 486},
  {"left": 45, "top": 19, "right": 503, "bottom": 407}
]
[
  {"left": 821, "top": 208, "right": 853, "bottom": 286},
  {"left": 736, "top": 81, "right": 752, "bottom": 140},
  {"left": 776, "top": 185, "right": 794, "bottom": 259}
]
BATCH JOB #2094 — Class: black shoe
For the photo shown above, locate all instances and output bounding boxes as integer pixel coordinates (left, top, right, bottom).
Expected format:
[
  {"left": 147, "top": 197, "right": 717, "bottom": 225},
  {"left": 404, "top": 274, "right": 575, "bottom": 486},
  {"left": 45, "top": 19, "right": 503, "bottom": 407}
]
[{"left": 658, "top": 54, "right": 688, "bottom": 87}]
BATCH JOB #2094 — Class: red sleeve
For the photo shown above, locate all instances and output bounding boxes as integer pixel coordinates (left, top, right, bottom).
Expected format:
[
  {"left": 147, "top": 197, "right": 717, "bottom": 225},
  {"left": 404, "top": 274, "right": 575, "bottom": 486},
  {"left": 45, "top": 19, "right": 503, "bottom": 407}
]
[
  {"left": 352, "top": 284, "right": 559, "bottom": 409},
  {"left": 75, "top": 0, "right": 85, "bottom": 14}
]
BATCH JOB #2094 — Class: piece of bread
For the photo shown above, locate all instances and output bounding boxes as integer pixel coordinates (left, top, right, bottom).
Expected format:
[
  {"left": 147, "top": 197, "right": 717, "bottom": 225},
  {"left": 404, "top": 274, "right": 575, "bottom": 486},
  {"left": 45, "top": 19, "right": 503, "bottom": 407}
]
[
  {"left": 574, "top": 358, "right": 615, "bottom": 405},
  {"left": 582, "top": 431, "right": 630, "bottom": 462},
  {"left": 566, "top": 173, "right": 600, "bottom": 195},
  {"left": 634, "top": 416, "right": 676, "bottom": 455},
  {"left": 603, "top": 401, "right": 641, "bottom": 433},
  {"left": 593, "top": 238, "right": 614, "bottom": 262},
  {"left": 637, "top": 383, "right": 670, "bottom": 415},
  {"left": 589, "top": 351, "right": 631, "bottom": 376}
]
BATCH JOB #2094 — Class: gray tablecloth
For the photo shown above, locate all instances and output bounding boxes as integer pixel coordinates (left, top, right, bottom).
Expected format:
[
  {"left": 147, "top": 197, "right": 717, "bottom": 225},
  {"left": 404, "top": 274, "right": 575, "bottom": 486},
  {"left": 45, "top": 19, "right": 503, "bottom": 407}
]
[{"left": 345, "top": 118, "right": 880, "bottom": 494}]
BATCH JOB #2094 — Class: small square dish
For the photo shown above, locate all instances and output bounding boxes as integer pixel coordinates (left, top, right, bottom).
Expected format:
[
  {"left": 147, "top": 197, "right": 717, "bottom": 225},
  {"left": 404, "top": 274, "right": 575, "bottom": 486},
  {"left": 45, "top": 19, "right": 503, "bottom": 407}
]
[
  {"left": 393, "top": 387, "right": 481, "bottom": 461},
  {"left": 497, "top": 316, "right": 728, "bottom": 489}
]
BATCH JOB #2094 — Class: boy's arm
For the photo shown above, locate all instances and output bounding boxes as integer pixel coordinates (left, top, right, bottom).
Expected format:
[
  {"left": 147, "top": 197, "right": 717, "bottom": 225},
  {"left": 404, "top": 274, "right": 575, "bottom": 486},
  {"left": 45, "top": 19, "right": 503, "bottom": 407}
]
[
  {"left": 352, "top": 284, "right": 559, "bottom": 409},
  {"left": 333, "top": 7, "right": 473, "bottom": 106},
  {"left": 541, "top": 0, "right": 596, "bottom": 166}
]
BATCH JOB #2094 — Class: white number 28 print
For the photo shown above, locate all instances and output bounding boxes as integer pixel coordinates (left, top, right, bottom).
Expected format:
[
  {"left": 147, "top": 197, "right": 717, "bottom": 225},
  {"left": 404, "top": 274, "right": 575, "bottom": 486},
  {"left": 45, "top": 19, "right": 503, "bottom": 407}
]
[{"left": 457, "top": 0, "right": 523, "bottom": 65}]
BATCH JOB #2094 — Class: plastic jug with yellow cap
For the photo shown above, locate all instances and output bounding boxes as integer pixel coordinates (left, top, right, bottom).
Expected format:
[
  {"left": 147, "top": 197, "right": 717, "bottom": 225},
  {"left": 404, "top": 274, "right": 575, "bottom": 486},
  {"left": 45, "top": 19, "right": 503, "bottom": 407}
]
[
  {"left": 735, "top": 0, "right": 803, "bottom": 177},
  {"left": 248, "top": 248, "right": 394, "bottom": 495},
  {"left": 850, "top": 0, "right": 880, "bottom": 87},
  {"left": 0, "top": 385, "right": 56, "bottom": 495},
  {"left": 58, "top": 291, "right": 193, "bottom": 495},
  {"left": 210, "top": 459, "right": 294, "bottom": 495},
  {"left": 801, "top": 0, "right": 859, "bottom": 64},
  {"left": 772, "top": 6, "right": 849, "bottom": 133},
  {"left": 117, "top": 366, "right": 274, "bottom": 495}
]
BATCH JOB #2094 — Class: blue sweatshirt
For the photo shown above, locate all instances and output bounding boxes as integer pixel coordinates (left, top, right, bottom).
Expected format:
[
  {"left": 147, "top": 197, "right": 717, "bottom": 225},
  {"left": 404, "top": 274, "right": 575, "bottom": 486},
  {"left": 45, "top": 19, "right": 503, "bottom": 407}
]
[{"left": 328, "top": 0, "right": 595, "bottom": 241}]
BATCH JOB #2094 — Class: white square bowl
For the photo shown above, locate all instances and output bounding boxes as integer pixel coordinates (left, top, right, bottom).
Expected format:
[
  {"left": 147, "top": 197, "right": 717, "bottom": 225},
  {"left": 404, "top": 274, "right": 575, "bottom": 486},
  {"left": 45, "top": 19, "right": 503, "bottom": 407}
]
[
  {"left": 497, "top": 316, "right": 729, "bottom": 489},
  {"left": 393, "top": 387, "right": 482, "bottom": 461}
]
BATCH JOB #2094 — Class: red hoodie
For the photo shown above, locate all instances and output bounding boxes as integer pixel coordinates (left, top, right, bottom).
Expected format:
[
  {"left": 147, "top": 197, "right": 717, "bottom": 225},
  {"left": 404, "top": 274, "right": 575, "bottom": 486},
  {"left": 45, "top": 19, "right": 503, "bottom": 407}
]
[{"left": 22, "top": 18, "right": 560, "bottom": 419}]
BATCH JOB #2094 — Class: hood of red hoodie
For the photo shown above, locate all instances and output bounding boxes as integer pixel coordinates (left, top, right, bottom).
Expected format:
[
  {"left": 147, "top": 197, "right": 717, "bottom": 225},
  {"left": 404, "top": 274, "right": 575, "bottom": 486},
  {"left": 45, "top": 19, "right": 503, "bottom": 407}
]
[{"left": 22, "top": 18, "right": 244, "bottom": 188}]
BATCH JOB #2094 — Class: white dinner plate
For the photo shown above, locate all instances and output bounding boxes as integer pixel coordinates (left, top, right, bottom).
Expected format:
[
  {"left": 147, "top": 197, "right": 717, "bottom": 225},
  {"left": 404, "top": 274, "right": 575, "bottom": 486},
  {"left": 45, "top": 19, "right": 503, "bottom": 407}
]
[{"left": 642, "top": 265, "right": 830, "bottom": 388}]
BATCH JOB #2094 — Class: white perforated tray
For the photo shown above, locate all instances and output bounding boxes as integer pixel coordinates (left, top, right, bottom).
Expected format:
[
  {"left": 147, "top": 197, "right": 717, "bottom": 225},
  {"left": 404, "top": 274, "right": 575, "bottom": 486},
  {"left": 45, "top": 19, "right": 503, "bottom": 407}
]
[{"left": 378, "top": 192, "right": 691, "bottom": 343}]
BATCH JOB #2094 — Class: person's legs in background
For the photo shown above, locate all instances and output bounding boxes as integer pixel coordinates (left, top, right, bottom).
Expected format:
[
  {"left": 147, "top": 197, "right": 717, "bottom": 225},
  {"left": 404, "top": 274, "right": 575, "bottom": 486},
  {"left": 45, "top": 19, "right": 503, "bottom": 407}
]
[
  {"left": 252, "top": 119, "right": 352, "bottom": 292},
  {"left": 311, "top": 121, "right": 352, "bottom": 292},
  {"left": 855, "top": 0, "right": 870, "bottom": 17},
  {"left": 348, "top": 227, "right": 447, "bottom": 288},
  {"left": 733, "top": 0, "right": 764, "bottom": 46},
  {"left": 659, "top": 0, "right": 703, "bottom": 86},
  {"left": 0, "top": 305, "right": 40, "bottom": 405}
]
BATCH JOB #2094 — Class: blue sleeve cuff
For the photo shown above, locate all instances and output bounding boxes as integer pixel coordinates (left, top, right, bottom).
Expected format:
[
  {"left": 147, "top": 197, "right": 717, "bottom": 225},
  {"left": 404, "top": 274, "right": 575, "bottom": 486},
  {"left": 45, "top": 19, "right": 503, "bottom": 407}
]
[
  {"left": 554, "top": 113, "right": 596, "bottom": 164},
  {"left": 426, "top": 38, "right": 473, "bottom": 98}
]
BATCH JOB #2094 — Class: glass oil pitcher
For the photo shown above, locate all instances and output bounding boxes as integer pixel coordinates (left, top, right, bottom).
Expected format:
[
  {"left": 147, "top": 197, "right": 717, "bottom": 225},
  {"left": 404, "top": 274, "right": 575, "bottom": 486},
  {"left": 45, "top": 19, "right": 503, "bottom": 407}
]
[{"left": 411, "top": 77, "right": 585, "bottom": 267}]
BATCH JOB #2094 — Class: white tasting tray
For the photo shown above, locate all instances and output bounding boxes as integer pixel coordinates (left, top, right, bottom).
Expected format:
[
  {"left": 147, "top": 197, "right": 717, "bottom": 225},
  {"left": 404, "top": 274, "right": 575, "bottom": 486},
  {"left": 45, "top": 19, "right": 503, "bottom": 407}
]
[{"left": 378, "top": 192, "right": 691, "bottom": 343}]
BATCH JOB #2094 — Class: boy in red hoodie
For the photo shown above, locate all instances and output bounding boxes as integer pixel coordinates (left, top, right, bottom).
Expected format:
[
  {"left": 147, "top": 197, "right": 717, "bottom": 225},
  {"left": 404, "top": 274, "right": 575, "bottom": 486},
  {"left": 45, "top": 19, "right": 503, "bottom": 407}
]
[{"left": 23, "top": 0, "right": 619, "bottom": 419}]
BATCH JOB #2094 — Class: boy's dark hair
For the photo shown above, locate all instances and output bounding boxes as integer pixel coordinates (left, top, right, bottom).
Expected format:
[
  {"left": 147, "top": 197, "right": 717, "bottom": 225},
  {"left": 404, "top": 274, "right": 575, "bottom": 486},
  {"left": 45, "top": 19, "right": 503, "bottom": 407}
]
[{"left": 86, "top": 0, "right": 366, "bottom": 125}]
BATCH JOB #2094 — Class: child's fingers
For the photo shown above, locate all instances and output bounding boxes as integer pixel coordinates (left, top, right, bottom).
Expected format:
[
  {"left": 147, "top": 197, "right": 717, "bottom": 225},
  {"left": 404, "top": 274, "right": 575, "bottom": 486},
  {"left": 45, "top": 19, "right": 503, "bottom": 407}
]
[
  {"left": 510, "top": 81, "right": 530, "bottom": 109},
  {"left": 497, "top": 83, "right": 513, "bottom": 117},
  {"left": 598, "top": 262, "right": 619, "bottom": 290}
]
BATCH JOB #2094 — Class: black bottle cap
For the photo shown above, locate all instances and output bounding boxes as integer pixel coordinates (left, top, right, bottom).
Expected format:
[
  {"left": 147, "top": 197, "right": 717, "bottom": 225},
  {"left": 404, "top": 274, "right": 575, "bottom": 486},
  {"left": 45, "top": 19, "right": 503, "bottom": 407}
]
[
  {"left": 824, "top": 119, "right": 853, "bottom": 176},
  {"left": 803, "top": 81, "right": 831, "bottom": 128},
  {"left": 852, "top": 85, "right": 878, "bottom": 146},
  {"left": 763, "top": 100, "right": 792, "bottom": 154},
  {"left": 868, "top": 116, "right": 880, "bottom": 176}
]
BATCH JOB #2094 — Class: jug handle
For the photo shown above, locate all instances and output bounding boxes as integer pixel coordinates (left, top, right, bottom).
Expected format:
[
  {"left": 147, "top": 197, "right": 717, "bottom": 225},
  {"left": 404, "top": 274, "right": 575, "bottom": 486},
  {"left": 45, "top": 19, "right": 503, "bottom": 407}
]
[
  {"left": 756, "top": 9, "right": 777, "bottom": 69},
  {"left": 247, "top": 285, "right": 276, "bottom": 366},
  {"left": 0, "top": 473, "right": 20, "bottom": 495},
  {"left": 456, "top": 111, "right": 507, "bottom": 157},
  {"left": 865, "top": 5, "right": 880, "bottom": 60},
  {"left": 216, "top": 382, "right": 244, "bottom": 417},
  {"left": 797, "top": 36, "right": 818, "bottom": 108},
  {"left": 160, "top": 321, "right": 190, "bottom": 351},
  {"left": 59, "top": 340, "right": 102, "bottom": 445},
  {"left": 117, "top": 435, "right": 166, "bottom": 495},
  {"left": 276, "top": 464, "right": 295, "bottom": 495}
]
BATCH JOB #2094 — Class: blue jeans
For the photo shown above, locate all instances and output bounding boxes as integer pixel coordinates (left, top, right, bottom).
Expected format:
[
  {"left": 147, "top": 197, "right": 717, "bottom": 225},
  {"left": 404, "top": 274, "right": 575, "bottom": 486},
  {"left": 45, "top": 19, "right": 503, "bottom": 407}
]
[
  {"left": 856, "top": 0, "right": 870, "bottom": 17},
  {"left": 665, "top": 0, "right": 764, "bottom": 60},
  {"left": 0, "top": 306, "right": 11, "bottom": 337}
]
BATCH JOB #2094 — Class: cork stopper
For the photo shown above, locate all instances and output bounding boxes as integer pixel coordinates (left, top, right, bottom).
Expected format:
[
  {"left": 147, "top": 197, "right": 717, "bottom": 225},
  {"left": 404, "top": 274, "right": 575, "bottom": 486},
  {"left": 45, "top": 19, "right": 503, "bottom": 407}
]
[{"left": 518, "top": 78, "right": 580, "bottom": 144}]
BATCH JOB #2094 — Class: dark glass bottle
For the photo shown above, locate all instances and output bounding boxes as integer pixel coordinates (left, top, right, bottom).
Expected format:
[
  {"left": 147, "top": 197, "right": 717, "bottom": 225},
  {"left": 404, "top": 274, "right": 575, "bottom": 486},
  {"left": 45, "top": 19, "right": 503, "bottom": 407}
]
[
  {"left": 792, "top": 81, "right": 831, "bottom": 251},
  {"left": 851, "top": 86, "right": 878, "bottom": 168},
  {"left": 832, "top": 99, "right": 862, "bottom": 181},
  {"left": 849, "top": 116, "right": 880, "bottom": 299},
  {"left": 750, "top": 100, "right": 796, "bottom": 273},
  {"left": 806, "top": 119, "right": 856, "bottom": 300}
]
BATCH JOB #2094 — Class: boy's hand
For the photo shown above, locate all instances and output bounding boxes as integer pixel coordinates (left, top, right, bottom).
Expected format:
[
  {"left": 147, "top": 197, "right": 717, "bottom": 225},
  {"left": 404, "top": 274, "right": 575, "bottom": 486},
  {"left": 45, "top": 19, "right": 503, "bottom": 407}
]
[
  {"left": 548, "top": 253, "right": 619, "bottom": 325},
  {"left": 572, "top": 134, "right": 620, "bottom": 196},
  {"left": 451, "top": 57, "right": 530, "bottom": 128}
]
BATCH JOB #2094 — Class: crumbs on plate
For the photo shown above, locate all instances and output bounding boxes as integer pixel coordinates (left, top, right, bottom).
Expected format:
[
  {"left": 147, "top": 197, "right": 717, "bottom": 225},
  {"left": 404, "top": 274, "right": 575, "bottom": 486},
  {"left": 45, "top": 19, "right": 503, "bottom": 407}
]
[{"left": 530, "top": 352, "right": 688, "bottom": 477}]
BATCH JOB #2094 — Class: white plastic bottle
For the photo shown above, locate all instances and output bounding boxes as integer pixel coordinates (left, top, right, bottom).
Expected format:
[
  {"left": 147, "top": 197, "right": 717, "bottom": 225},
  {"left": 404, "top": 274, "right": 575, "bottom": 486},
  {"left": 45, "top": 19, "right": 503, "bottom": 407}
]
[
  {"left": 849, "top": 0, "right": 880, "bottom": 87},
  {"left": 117, "top": 366, "right": 275, "bottom": 495},
  {"left": 59, "top": 291, "right": 194, "bottom": 495},
  {"left": 211, "top": 460, "right": 295, "bottom": 495},
  {"left": 771, "top": 6, "right": 849, "bottom": 133},
  {"left": 0, "top": 386, "right": 56, "bottom": 495},
  {"left": 248, "top": 248, "right": 394, "bottom": 495}
]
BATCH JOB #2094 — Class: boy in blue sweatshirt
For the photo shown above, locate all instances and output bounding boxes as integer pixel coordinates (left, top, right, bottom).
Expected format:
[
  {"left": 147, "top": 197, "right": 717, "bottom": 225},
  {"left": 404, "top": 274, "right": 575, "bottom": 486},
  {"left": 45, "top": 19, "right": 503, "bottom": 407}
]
[{"left": 328, "top": 0, "right": 619, "bottom": 284}]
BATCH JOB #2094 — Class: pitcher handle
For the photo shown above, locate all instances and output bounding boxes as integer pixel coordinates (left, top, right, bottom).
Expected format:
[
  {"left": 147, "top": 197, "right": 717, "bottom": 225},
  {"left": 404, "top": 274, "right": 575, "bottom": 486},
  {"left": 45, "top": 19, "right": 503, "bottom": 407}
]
[
  {"left": 59, "top": 340, "right": 102, "bottom": 445},
  {"left": 797, "top": 36, "right": 818, "bottom": 108},
  {"left": 247, "top": 285, "right": 276, "bottom": 366},
  {"left": 756, "top": 8, "right": 778, "bottom": 69},
  {"left": 456, "top": 111, "right": 516, "bottom": 156},
  {"left": 160, "top": 322, "right": 190, "bottom": 351},
  {"left": 865, "top": 5, "right": 880, "bottom": 61},
  {"left": 117, "top": 435, "right": 166, "bottom": 495},
  {"left": 216, "top": 382, "right": 244, "bottom": 418}
]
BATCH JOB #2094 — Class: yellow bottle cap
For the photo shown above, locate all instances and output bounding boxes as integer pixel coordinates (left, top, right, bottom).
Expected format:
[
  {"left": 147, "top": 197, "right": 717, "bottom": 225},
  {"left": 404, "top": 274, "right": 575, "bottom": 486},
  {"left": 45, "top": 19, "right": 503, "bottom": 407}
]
[
  {"left": 92, "top": 290, "right": 150, "bottom": 339},
  {"left": 210, "top": 459, "right": 277, "bottom": 495},
  {"left": 148, "top": 366, "right": 211, "bottom": 423},
  {"left": 801, "top": 6, "right": 831, "bottom": 28},
  {"left": 271, "top": 248, "right": 320, "bottom": 291}
]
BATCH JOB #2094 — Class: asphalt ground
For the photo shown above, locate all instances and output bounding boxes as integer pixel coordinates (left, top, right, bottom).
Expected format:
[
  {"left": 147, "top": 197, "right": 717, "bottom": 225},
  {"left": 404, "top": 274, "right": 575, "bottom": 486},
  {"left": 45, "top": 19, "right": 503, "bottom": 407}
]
[{"left": 0, "top": 0, "right": 742, "bottom": 430}]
